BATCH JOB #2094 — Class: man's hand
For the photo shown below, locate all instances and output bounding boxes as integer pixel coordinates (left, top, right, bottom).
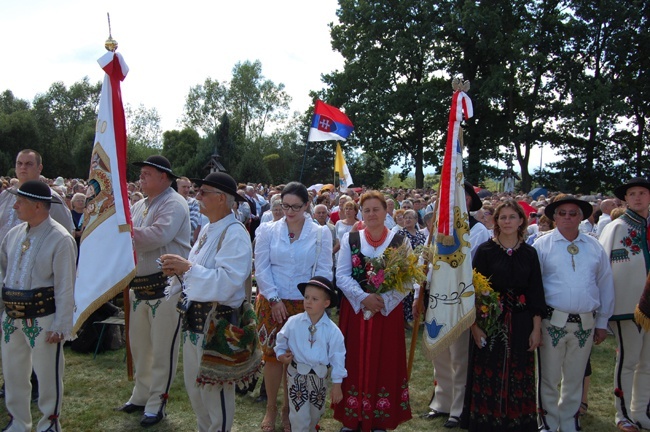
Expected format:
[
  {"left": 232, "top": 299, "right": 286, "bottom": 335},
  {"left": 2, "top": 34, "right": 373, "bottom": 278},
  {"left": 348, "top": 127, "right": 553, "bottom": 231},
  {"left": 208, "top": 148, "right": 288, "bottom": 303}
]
[
  {"left": 159, "top": 254, "right": 191, "bottom": 276},
  {"left": 45, "top": 331, "right": 64, "bottom": 344},
  {"left": 593, "top": 328, "right": 607, "bottom": 345}
]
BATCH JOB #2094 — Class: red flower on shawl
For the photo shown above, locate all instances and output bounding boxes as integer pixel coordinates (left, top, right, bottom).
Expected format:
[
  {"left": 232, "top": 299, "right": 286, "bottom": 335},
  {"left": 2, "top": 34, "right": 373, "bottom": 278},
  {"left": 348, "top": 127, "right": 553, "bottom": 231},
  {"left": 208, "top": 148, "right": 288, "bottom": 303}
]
[
  {"left": 346, "top": 396, "right": 359, "bottom": 409},
  {"left": 518, "top": 294, "right": 526, "bottom": 305},
  {"left": 401, "top": 388, "right": 409, "bottom": 402},
  {"left": 362, "top": 398, "right": 372, "bottom": 412},
  {"left": 376, "top": 398, "right": 391, "bottom": 410},
  {"left": 352, "top": 254, "right": 362, "bottom": 268}
]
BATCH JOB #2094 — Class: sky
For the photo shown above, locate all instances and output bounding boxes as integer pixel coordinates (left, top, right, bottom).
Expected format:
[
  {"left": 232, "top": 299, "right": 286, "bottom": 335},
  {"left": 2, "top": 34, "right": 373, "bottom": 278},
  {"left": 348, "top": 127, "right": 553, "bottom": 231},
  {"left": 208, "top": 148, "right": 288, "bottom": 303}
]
[{"left": 0, "top": 0, "right": 556, "bottom": 175}]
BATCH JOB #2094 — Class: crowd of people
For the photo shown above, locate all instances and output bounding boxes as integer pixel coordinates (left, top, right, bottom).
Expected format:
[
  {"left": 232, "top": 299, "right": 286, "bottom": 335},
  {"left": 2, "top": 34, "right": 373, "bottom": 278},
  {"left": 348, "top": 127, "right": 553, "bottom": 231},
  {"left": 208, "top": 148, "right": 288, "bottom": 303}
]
[{"left": 0, "top": 148, "right": 649, "bottom": 432}]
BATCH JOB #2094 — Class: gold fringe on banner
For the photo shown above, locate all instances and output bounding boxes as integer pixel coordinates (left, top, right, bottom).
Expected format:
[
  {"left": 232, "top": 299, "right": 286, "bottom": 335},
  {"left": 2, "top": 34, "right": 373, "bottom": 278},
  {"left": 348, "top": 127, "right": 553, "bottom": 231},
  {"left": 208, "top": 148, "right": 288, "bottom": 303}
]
[{"left": 421, "top": 308, "right": 476, "bottom": 361}]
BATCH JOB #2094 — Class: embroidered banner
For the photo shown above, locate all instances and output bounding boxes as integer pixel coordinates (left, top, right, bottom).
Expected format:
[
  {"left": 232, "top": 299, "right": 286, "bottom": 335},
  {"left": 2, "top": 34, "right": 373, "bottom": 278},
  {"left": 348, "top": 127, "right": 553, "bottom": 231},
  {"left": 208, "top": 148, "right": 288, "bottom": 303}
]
[
  {"left": 422, "top": 81, "right": 475, "bottom": 359},
  {"left": 73, "top": 51, "right": 136, "bottom": 332}
]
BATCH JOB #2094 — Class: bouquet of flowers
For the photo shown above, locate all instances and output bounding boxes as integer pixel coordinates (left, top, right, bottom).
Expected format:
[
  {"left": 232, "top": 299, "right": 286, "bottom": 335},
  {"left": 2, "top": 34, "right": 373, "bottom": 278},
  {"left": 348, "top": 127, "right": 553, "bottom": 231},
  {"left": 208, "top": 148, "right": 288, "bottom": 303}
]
[
  {"left": 353, "top": 242, "right": 426, "bottom": 319},
  {"left": 472, "top": 269, "right": 504, "bottom": 338}
]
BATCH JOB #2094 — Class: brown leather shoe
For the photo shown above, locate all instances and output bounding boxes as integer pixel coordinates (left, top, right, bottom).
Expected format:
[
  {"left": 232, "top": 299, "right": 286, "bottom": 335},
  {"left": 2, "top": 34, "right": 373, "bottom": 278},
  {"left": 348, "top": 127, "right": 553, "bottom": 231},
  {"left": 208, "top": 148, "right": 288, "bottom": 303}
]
[{"left": 617, "top": 420, "right": 640, "bottom": 432}]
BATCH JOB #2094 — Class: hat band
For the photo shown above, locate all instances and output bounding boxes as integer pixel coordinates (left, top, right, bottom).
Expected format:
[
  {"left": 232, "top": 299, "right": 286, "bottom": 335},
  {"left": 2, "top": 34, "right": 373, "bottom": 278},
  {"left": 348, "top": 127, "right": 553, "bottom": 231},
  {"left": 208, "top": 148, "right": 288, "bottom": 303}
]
[
  {"left": 18, "top": 190, "right": 51, "bottom": 201},
  {"left": 307, "top": 280, "right": 332, "bottom": 292},
  {"left": 146, "top": 161, "right": 173, "bottom": 174}
]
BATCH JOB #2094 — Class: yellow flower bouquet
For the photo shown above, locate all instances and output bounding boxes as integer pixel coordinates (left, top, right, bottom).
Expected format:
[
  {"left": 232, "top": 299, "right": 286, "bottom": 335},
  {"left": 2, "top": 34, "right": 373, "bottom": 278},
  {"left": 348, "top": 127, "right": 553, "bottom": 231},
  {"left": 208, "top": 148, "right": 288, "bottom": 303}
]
[{"left": 473, "top": 270, "right": 504, "bottom": 338}]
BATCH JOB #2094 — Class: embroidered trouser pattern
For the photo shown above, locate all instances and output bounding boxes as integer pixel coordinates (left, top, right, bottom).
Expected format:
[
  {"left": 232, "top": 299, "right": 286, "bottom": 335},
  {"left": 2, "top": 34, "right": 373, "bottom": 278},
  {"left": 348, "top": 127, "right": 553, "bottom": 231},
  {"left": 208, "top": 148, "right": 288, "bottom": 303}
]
[
  {"left": 1, "top": 313, "right": 63, "bottom": 432},
  {"left": 286, "top": 364, "right": 327, "bottom": 432}
]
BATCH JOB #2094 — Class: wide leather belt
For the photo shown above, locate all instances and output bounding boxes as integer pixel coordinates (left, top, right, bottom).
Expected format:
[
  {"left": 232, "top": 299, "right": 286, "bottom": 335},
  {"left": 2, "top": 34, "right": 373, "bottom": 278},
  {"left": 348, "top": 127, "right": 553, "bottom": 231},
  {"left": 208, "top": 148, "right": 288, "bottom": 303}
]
[
  {"left": 547, "top": 306, "right": 596, "bottom": 329},
  {"left": 130, "top": 272, "right": 167, "bottom": 300},
  {"left": 2, "top": 286, "right": 56, "bottom": 319},
  {"left": 182, "top": 301, "right": 240, "bottom": 333}
]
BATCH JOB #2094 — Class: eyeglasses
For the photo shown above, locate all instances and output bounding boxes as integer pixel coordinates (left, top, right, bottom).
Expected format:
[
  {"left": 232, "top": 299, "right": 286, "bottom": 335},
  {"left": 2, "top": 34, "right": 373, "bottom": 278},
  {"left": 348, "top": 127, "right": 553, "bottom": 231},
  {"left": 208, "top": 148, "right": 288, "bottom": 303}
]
[
  {"left": 555, "top": 210, "right": 580, "bottom": 217},
  {"left": 281, "top": 203, "right": 305, "bottom": 212},
  {"left": 196, "top": 189, "right": 224, "bottom": 197},
  {"left": 403, "top": 216, "right": 416, "bottom": 220}
]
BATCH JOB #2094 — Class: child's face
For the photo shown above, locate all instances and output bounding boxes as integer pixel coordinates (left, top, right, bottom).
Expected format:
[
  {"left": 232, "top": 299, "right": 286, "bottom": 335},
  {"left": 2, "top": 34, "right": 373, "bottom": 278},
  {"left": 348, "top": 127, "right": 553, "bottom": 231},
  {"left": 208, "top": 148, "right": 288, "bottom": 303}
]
[{"left": 303, "top": 286, "right": 330, "bottom": 317}]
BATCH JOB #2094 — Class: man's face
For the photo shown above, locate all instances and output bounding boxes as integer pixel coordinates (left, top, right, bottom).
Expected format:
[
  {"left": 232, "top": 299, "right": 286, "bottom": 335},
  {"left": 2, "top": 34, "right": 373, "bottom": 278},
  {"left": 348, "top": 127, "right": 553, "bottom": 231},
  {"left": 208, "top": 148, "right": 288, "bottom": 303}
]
[
  {"left": 13, "top": 196, "right": 39, "bottom": 222},
  {"left": 195, "top": 185, "right": 224, "bottom": 216},
  {"left": 177, "top": 179, "right": 191, "bottom": 198},
  {"left": 553, "top": 203, "right": 582, "bottom": 232},
  {"left": 414, "top": 199, "right": 423, "bottom": 210},
  {"left": 139, "top": 166, "right": 167, "bottom": 197},
  {"left": 625, "top": 186, "right": 650, "bottom": 215},
  {"left": 314, "top": 206, "right": 328, "bottom": 225},
  {"left": 15, "top": 152, "right": 42, "bottom": 183}
]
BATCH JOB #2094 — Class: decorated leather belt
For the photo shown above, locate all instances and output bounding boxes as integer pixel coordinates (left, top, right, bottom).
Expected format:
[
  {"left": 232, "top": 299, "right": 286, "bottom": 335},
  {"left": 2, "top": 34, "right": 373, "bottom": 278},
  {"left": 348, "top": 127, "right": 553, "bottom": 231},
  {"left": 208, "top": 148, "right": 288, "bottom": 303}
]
[
  {"left": 130, "top": 272, "right": 167, "bottom": 300},
  {"left": 182, "top": 301, "right": 240, "bottom": 333},
  {"left": 2, "top": 286, "right": 56, "bottom": 319},
  {"left": 290, "top": 360, "right": 330, "bottom": 378},
  {"left": 546, "top": 306, "right": 596, "bottom": 324}
]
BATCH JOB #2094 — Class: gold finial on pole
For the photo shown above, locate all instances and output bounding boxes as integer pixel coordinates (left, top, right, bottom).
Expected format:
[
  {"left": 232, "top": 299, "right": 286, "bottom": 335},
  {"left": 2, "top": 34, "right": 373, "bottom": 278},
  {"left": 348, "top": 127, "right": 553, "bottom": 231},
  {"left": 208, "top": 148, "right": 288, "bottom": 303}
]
[{"left": 105, "top": 13, "right": 118, "bottom": 52}]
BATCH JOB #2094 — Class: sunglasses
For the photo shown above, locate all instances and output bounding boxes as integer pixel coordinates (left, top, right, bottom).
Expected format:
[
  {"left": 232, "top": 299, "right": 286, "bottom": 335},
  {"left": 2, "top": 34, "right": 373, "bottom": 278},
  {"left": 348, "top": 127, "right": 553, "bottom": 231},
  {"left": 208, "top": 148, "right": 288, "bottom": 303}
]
[{"left": 555, "top": 210, "right": 580, "bottom": 217}]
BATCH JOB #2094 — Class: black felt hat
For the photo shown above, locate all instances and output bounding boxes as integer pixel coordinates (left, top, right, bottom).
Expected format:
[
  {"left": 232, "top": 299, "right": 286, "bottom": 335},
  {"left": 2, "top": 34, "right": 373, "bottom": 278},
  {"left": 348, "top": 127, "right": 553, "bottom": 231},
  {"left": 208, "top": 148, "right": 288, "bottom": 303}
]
[
  {"left": 10, "top": 180, "right": 52, "bottom": 202},
  {"left": 297, "top": 276, "right": 338, "bottom": 308},
  {"left": 544, "top": 194, "right": 593, "bottom": 221},
  {"left": 613, "top": 177, "right": 650, "bottom": 201},
  {"left": 132, "top": 155, "right": 179, "bottom": 179},
  {"left": 190, "top": 172, "right": 244, "bottom": 202},
  {"left": 464, "top": 181, "right": 482, "bottom": 212}
]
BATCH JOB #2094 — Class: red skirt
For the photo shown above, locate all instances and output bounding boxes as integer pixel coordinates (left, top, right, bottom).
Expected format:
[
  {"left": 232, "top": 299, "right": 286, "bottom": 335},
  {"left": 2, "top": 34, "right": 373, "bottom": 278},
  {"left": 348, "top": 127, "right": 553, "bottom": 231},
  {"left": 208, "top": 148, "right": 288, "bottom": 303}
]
[{"left": 333, "top": 297, "right": 412, "bottom": 430}]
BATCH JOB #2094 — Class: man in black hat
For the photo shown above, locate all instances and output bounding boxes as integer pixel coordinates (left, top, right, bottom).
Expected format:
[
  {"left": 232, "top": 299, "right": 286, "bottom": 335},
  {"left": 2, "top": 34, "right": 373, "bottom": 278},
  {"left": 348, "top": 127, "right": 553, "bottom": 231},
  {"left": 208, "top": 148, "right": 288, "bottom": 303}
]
[
  {"left": 599, "top": 178, "right": 650, "bottom": 432},
  {"left": 158, "top": 172, "right": 254, "bottom": 432},
  {"left": 533, "top": 194, "right": 614, "bottom": 432},
  {"left": 0, "top": 149, "right": 74, "bottom": 401},
  {"left": 424, "top": 181, "right": 489, "bottom": 428},
  {"left": 117, "top": 155, "right": 191, "bottom": 427},
  {"left": 0, "top": 180, "right": 77, "bottom": 432}
]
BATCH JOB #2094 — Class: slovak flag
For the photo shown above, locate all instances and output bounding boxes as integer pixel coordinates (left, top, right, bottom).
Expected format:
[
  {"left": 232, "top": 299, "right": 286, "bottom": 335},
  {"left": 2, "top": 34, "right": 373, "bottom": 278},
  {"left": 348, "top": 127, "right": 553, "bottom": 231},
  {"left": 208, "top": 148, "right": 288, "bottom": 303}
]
[{"left": 307, "top": 100, "right": 354, "bottom": 142}]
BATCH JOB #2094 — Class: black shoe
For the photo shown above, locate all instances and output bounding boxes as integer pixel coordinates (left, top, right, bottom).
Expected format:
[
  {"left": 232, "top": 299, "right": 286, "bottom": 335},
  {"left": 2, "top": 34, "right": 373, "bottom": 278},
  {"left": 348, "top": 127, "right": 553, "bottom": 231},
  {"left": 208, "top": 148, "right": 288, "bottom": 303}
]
[
  {"left": 116, "top": 403, "right": 145, "bottom": 414},
  {"left": 254, "top": 394, "right": 268, "bottom": 403},
  {"left": 140, "top": 412, "right": 164, "bottom": 427},
  {"left": 443, "top": 416, "right": 461, "bottom": 428},
  {"left": 421, "top": 409, "right": 449, "bottom": 419},
  {"left": 0, "top": 383, "right": 4, "bottom": 398}
]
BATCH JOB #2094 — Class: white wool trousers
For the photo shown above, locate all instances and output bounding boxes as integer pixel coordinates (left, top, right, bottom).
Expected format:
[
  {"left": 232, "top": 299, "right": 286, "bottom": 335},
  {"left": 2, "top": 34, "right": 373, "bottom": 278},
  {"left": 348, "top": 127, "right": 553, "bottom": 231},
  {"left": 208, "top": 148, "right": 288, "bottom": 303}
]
[
  {"left": 1, "top": 313, "right": 64, "bottom": 432},
  {"left": 183, "top": 331, "right": 235, "bottom": 432},
  {"left": 429, "top": 329, "right": 469, "bottom": 418}
]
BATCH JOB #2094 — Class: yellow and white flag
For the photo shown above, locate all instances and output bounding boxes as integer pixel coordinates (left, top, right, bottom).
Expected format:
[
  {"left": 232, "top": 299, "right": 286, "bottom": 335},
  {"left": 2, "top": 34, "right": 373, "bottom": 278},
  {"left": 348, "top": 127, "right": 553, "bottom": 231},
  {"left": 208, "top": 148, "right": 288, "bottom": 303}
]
[
  {"left": 334, "top": 142, "right": 354, "bottom": 189},
  {"left": 73, "top": 50, "right": 136, "bottom": 332}
]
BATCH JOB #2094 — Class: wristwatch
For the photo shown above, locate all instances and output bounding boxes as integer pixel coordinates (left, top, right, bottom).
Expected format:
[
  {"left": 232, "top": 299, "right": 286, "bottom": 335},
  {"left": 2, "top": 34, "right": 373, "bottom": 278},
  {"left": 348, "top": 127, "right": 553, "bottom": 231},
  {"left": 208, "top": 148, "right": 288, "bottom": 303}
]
[{"left": 269, "top": 296, "right": 281, "bottom": 306}]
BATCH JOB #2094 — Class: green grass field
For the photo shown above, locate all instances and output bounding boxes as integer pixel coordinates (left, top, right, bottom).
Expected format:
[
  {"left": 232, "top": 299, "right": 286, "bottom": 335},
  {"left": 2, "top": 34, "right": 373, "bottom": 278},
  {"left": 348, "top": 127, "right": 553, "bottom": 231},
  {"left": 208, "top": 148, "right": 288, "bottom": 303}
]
[{"left": 0, "top": 327, "right": 618, "bottom": 431}]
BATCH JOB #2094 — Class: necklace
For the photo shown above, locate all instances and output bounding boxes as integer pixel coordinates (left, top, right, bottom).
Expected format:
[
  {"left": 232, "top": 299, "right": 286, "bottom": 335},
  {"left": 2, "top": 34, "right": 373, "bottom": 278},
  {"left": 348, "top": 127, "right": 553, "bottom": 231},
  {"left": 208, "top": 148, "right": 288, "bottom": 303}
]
[
  {"left": 194, "top": 233, "right": 207, "bottom": 255},
  {"left": 21, "top": 238, "right": 31, "bottom": 255},
  {"left": 496, "top": 236, "right": 519, "bottom": 256},
  {"left": 567, "top": 242, "right": 579, "bottom": 271},
  {"left": 365, "top": 227, "right": 389, "bottom": 248},
  {"left": 308, "top": 324, "right": 317, "bottom": 347}
]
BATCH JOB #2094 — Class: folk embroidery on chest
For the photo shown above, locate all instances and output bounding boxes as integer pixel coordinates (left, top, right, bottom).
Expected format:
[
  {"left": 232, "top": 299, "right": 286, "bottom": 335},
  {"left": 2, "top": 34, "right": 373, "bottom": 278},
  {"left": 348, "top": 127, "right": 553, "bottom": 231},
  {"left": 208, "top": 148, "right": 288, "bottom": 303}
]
[{"left": 620, "top": 227, "right": 644, "bottom": 256}]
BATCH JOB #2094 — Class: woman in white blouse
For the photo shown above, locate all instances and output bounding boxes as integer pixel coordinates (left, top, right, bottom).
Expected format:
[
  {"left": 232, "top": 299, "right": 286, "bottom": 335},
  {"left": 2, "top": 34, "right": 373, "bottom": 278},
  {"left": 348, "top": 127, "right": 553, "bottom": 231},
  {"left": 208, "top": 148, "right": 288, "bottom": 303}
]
[{"left": 254, "top": 182, "right": 333, "bottom": 432}]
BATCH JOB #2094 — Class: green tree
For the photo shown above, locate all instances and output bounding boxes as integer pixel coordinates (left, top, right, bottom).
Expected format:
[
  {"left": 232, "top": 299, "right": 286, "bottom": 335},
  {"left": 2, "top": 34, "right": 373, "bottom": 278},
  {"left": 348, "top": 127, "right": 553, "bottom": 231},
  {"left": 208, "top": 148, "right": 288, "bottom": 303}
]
[
  {"left": 162, "top": 129, "right": 201, "bottom": 177},
  {"left": 0, "top": 91, "right": 38, "bottom": 176},
  {"left": 126, "top": 103, "right": 162, "bottom": 149},
  {"left": 181, "top": 77, "right": 228, "bottom": 136},
  {"left": 322, "top": 0, "right": 451, "bottom": 188},
  {"left": 31, "top": 78, "right": 101, "bottom": 178}
]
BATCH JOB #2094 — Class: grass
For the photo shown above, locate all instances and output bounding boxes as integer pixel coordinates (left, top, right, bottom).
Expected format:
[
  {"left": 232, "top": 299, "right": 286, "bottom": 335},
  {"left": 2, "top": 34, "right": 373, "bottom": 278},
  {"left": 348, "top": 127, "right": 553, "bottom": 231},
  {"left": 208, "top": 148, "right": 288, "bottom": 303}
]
[{"left": 0, "top": 326, "right": 618, "bottom": 431}]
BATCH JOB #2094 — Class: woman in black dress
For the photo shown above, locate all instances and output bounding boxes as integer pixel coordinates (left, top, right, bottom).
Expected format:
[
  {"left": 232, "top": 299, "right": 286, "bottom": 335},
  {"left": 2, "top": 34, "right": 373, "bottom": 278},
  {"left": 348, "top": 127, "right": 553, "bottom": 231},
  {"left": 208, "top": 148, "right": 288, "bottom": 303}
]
[{"left": 466, "top": 200, "right": 546, "bottom": 431}]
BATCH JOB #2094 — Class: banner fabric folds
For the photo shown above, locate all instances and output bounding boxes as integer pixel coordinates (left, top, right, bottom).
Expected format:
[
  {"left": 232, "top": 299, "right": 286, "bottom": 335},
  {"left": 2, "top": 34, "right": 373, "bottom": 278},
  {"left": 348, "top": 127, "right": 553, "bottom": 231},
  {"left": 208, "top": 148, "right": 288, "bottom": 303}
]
[
  {"left": 422, "top": 87, "right": 476, "bottom": 359},
  {"left": 307, "top": 100, "right": 354, "bottom": 142},
  {"left": 73, "top": 51, "right": 136, "bottom": 333},
  {"left": 334, "top": 142, "right": 354, "bottom": 189}
]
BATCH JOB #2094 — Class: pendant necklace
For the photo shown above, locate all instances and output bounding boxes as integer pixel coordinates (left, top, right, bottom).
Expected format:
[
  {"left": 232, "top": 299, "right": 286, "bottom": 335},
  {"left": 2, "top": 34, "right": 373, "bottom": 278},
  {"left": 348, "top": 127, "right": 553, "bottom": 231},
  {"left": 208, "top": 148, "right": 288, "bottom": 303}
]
[
  {"left": 194, "top": 233, "right": 208, "bottom": 255},
  {"left": 496, "top": 236, "right": 518, "bottom": 256},
  {"left": 21, "top": 238, "right": 31, "bottom": 255},
  {"left": 567, "top": 242, "right": 579, "bottom": 271},
  {"left": 308, "top": 324, "right": 317, "bottom": 347}
]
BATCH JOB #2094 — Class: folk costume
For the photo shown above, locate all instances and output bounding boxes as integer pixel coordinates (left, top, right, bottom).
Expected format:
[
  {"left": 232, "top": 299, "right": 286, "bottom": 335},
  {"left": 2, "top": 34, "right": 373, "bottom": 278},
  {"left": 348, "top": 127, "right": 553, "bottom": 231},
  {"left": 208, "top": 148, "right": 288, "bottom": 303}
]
[
  {"left": 254, "top": 217, "right": 332, "bottom": 361},
  {"left": 0, "top": 187, "right": 74, "bottom": 241},
  {"left": 275, "top": 280, "right": 346, "bottom": 432},
  {"left": 533, "top": 228, "right": 614, "bottom": 432},
  {"left": 428, "top": 215, "right": 489, "bottom": 425},
  {"left": 168, "top": 212, "right": 253, "bottom": 432},
  {"left": 467, "top": 240, "right": 546, "bottom": 432},
  {"left": 128, "top": 185, "right": 190, "bottom": 420},
  {"left": 599, "top": 204, "right": 650, "bottom": 429},
  {"left": 0, "top": 184, "right": 76, "bottom": 432},
  {"left": 334, "top": 230, "right": 412, "bottom": 431}
]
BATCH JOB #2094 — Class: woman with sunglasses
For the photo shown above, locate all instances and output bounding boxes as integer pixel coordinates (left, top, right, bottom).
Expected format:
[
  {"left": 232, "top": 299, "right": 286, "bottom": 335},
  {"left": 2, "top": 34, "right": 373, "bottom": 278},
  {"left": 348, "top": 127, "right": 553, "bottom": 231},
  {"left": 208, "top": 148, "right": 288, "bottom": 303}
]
[{"left": 255, "top": 181, "right": 333, "bottom": 432}]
